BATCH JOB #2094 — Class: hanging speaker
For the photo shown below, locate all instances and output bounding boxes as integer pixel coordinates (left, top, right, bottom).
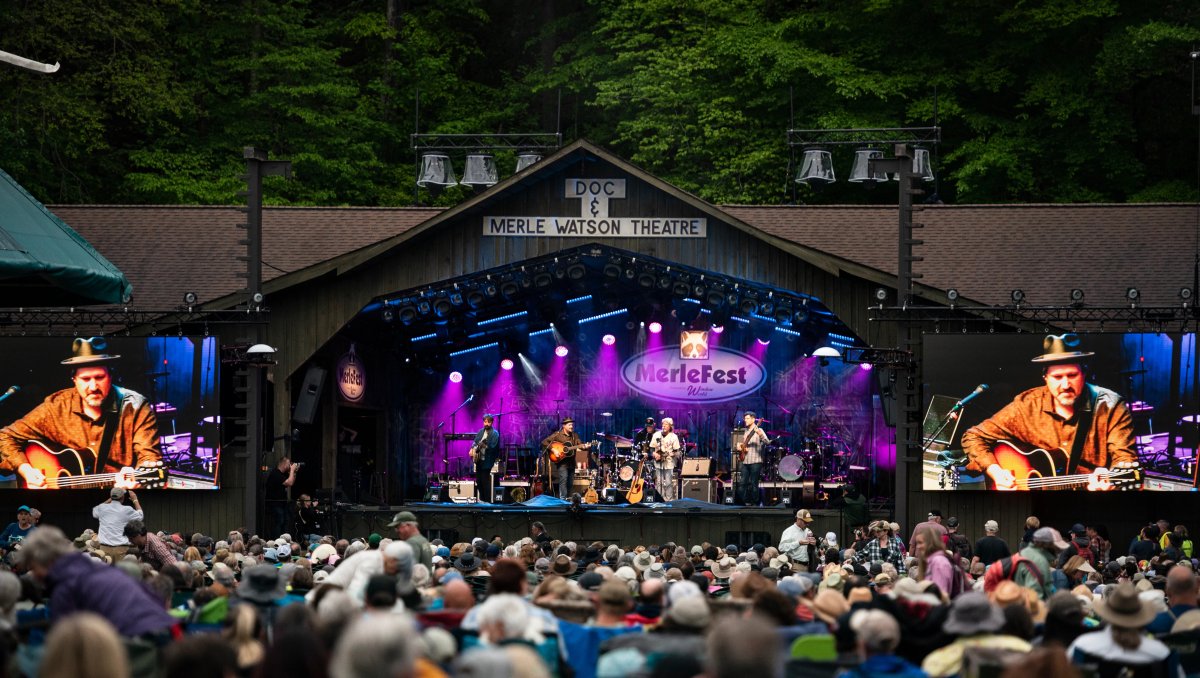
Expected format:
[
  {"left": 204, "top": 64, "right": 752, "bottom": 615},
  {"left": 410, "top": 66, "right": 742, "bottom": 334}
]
[{"left": 293, "top": 366, "right": 327, "bottom": 425}]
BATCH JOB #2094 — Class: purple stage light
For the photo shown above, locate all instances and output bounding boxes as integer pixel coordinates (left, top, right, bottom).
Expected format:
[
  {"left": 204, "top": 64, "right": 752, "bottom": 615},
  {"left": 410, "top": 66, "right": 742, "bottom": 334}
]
[
  {"left": 860, "top": 362, "right": 873, "bottom": 371},
  {"left": 602, "top": 334, "right": 616, "bottom": 346},
  {"left": 711, "top": 324, "right": 724, "bottom": 334},
  {"left": 756, "top": 337, "right": 771, "bottom": 346},
  {"left": 449, "top": 371, "right": 463, "bottom": 383},
  {"left": 555, "top": 345, "right": 569, "bottom": 357},
  {"left": 648, "top": 321, "right": 662, "bottom": 334},
  {"left": 500, "top": 358, "right": 514, "bottom": 371}
]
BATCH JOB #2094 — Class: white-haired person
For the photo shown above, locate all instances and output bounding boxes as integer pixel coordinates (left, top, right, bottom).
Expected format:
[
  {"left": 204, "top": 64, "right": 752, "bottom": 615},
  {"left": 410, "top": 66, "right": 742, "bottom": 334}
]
[{"left": 649, "top": 417, "right": 681, "bottom": 501}]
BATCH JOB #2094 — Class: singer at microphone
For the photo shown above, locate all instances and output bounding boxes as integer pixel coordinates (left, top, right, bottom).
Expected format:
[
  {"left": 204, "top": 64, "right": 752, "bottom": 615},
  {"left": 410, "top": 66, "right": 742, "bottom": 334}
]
[{"left": 957, "top": 333, "right": 1137, "bottom": 492}]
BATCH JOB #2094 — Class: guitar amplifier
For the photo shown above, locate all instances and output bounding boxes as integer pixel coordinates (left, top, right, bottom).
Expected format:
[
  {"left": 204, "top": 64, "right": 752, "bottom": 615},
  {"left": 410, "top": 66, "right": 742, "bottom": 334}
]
[
  {"left": 448, "top": 481, "right": 475, "bottom": 501},
  {"left": 681, "top": 478, "right": 717, "bottom": 503},
  {"left": 681, "top": 459, "right": 712, "bottom": 477}
]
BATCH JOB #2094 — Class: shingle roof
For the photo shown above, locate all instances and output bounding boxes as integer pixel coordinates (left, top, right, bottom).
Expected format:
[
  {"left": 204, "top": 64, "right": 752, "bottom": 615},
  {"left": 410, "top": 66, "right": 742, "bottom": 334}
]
[
  {"left": 47, "top": 205, "right": 441, "bottom": 309},
  {"left": 48, "top": 201, "right": 1198, "bottom": 311}
]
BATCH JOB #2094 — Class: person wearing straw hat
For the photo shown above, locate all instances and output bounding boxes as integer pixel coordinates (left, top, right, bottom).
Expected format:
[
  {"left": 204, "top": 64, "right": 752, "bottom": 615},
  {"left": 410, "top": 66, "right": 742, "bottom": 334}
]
[
  {"left": 649, "top": 417, "right": 681, "bottom": 501},
  {"left": 0, "top": 337, "right": 162, "bottom": 489},
  {"left": 960, "top": 333, "right": 1136, "bottom": 491},
  {"left": 1067, "top": 581, "right": 1181, "bottom": 675}
]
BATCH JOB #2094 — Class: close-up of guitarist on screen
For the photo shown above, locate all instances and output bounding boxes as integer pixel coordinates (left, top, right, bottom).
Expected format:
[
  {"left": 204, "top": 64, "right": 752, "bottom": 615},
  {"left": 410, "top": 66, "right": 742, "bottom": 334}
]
[
  {"left": 960, "top": 333, "right": 1138, "bottom": 492},
  {"left": 0, "top": 337, "right": 162, "bottom": 490}
]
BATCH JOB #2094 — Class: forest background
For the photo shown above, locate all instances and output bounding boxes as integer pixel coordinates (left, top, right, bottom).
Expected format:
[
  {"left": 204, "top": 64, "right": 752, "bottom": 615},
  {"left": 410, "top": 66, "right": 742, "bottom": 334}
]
[{"left": 2, "top": 0, "right": 1199, "bottom": 207}]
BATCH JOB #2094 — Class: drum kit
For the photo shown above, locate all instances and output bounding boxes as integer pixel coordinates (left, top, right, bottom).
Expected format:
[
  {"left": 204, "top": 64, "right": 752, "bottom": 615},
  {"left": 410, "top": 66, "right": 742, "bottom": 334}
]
[{"left": 766, "top": 426, "right": 853, "bottom": 484}]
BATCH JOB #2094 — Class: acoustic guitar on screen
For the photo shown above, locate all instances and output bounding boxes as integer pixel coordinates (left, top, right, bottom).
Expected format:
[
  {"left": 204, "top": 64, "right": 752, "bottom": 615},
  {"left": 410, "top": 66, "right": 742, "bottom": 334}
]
[
  {"left": 988, "top": 440, "right": 1141, "bottom": 491},
  {"left": 20, "top": 441, "right": 167, "bottom": 489}
]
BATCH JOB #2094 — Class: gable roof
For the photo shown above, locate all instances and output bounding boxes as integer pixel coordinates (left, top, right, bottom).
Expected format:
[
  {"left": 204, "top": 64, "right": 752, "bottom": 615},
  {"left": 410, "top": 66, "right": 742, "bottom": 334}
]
[{"left": 0, "top": 168, "right": 132, "bottom": 306}]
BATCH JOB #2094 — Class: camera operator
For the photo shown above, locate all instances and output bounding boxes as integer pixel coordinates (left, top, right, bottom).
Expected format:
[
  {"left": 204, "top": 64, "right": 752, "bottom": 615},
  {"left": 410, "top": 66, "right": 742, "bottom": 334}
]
[
  {"left": 93, "top": 488, "right": 142, "bottom": 561},
  {"left": 265, "top": 456, "right": 298, "bottom": 539},
  {"left": 294, "top": 494, "right": 323, "bottom": 538}
]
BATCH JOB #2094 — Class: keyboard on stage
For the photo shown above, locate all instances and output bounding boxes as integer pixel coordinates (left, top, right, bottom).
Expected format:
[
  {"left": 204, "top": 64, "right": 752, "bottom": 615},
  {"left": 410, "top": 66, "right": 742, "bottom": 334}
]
[{"left": 443, "top": 433, "right": 476, "bottom": 441}]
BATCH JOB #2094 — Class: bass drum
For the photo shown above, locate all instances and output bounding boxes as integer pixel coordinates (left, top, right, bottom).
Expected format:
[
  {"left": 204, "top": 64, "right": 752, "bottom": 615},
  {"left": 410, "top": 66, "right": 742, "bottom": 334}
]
[
  {"left": 617, "top": 464, "right": 635, "bottom": 489},
  {"left": 778, "top": 454, "right": 806, "bottom": 482}
]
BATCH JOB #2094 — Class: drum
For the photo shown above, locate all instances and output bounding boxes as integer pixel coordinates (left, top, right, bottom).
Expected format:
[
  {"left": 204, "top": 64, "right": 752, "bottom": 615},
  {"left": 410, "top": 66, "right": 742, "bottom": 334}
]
[
  {"left": 778, "top": 454, "right": 806, "bottom": 482},
  {"left": 618, "top": 465, "right": 635, "bottom": 482}
]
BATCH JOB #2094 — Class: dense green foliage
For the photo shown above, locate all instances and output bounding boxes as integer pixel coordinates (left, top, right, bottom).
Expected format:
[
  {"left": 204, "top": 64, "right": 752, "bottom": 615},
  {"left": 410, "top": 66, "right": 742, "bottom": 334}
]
[{"left": 1, "top": 0, "right": 1197, "bottom": 205}]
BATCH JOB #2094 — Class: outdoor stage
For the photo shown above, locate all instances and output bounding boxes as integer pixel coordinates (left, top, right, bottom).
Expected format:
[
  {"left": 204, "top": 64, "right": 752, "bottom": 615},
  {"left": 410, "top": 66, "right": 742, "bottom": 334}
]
[{"left": 336, "top": 495, "right": 876, "bottom": 549}]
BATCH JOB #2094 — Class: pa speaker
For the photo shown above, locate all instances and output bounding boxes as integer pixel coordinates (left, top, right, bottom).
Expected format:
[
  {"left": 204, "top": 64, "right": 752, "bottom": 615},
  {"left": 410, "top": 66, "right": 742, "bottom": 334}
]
[
  {"left": 681, "top": 478, "right": 716, "bottom": 502},
  {"left": 293, "top": 365, "right": 327, "bottom": 425}
]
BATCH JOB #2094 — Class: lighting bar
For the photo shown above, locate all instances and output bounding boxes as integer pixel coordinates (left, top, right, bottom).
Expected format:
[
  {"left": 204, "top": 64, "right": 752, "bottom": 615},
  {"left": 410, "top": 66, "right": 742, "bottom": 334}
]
[
  {"left": 449, "top": 342, "right": 499, "bottom": 357},
  {"left": 729, "top": 315, "right": 752, "bottom": 325},
  {"left": 830, "top": 340, "right": 856, "bottom": 350},
  {"left": 828, "top": 332, "right": 858, "bottom": 344},
  {"left": 477, "top": 310, "right": 528, "bottom": 326},
  {"left": 529, "top": 328, "right": 555, "bottom": 338},
  {"left": 774, "top": 326, "right": 803, "bottom": 337},
  {"left": 412, "top": 333, "right": 437, "bottom": 342},
  {"left": 682, "top": 298, "right": 702, "bottom": 305},
  {"left": 467, "top": 332, "right": 486, "bottom": 339},
  {"left": 578, "top": 308, "right": 628, "bottom": 325},
  {"left": 566, "top": 295, "right": 593, "bottom": 305}
]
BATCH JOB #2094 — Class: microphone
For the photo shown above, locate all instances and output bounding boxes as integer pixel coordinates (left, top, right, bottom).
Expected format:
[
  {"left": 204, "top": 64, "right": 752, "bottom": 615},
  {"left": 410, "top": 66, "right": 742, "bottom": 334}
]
[
  {"left": 0, "top": 386, "right": 18, "bottom": 403},
  {"left": 467, "top": 394, "right": 475, "bottom": 402},
  {"left": 949, "top": 384, "right": 989, "bottom": 412}
]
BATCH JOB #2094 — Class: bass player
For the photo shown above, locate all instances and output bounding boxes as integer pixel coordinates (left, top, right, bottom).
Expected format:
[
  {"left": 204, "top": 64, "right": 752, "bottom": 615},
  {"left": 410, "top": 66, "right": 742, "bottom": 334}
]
[
  {"left": 0, "top": 338, "right": 161, "bottom": 489},
  {"left": 471, "top": 413, "right": 501, "bottom": 501},
  {"left": 539, "top": 417, "right": 596, "bottom": 499},
  {"left": 959, "top": 333, "right": 1136, "bottom": 491},
  {"left": 735, "top": 411, "right": 768, "bottom": 506}
]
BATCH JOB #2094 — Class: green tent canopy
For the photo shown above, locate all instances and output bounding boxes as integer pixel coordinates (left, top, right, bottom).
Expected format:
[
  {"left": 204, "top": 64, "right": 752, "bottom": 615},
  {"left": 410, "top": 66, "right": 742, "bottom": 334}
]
[{"left": 0, "top": 168, "right": 132, "bottom": 306}]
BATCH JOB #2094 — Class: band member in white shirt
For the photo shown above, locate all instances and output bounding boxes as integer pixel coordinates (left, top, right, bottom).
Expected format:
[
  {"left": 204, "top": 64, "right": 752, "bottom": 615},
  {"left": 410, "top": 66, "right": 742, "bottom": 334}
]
[{"left": 650, "top": 417, "right": 681, "bottom": 501}]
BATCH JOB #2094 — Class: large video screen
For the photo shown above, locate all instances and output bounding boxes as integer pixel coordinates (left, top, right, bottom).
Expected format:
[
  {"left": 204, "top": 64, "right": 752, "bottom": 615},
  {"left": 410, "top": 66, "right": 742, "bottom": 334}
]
[
  {"left": 0, "top": 337, "right": 220, "bottom": 490},
  {"left": 923, "top": 333, "right": 1197, "bottom": 492}
]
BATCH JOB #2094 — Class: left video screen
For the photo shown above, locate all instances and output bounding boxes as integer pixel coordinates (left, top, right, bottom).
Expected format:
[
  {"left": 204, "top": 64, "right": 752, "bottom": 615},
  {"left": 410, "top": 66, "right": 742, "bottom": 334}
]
[{"left": 0, "top": 336, "right": 220, "bottom": 490}]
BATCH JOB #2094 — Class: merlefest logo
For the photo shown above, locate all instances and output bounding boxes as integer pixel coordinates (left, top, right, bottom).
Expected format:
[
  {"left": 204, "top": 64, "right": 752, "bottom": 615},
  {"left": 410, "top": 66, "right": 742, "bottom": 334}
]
[{"left": 620, "top": 332, "right": 765, "bottom": 403}]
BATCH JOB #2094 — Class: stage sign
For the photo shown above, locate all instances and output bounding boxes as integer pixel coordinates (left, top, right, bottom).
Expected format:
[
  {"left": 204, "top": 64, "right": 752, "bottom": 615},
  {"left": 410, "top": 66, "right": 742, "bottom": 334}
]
[
  {"left": 0, "top": 336, "right": 221, "bottom": 490},
  {"left": 483, "top": 178, "right": 707, "bottom": 239},
  {"left": 337, "top": 345, "right": 365, "bottom": 403},
  {"left": 922, "top": 332, "right": 1196, "bottom": 493},
  {"left": 621, "top": 344, "right": 765, "bottom": 404}
]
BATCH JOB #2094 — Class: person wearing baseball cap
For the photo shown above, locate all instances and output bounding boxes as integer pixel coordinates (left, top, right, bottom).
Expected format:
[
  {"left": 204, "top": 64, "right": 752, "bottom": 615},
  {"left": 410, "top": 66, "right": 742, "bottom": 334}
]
[
  {"left": 960, "top": 332, "right": 1137, "bottom": 492},
  {"left": 634, "top": 417, "right": 657, "bottom": 449},
  {"left": 1017, "top": 527, "right": 1069, "bottom": 600},
  {"left": 0, "top": 505, "right": 36, "bottom": 552},
  {"left": 388, "top": 511, "right": 432, "bottom": 569},
  {"left": 973, "top": 519, "right": 1011, "bottom": 568},
  {"left": 779, "top": 509, "right": 816, "bottom": 572},
  {"left": 0, "top": 337, "right": 163, "bottom": 489}
]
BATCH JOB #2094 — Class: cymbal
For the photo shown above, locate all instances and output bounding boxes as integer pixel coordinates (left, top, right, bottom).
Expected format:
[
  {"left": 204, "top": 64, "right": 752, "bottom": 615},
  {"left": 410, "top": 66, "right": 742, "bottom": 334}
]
[
  {"left": 766, "top": 430, "right": 791, "bottom": 437},
  {"left": 600, "top": 432, "right": 634, "bottom": 444},
  {"left": 674, "top": 429, "right": 689, "bottom": 437}
]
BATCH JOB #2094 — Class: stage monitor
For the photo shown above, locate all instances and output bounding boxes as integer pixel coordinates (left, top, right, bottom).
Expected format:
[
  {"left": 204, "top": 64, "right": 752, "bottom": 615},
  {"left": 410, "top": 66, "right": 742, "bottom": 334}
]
[
  {"left": 922, "top": 333, "right": 1197, "bottom": 492},
  {"left": 0, "top": 336, "right": 221, "bottom": 490}
]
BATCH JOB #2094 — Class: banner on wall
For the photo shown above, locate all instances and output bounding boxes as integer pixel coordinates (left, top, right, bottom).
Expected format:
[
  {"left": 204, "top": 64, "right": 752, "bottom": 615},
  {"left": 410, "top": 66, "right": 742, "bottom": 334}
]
[{"left": 620, "top": 334, "right": 765, "bottom": 403}]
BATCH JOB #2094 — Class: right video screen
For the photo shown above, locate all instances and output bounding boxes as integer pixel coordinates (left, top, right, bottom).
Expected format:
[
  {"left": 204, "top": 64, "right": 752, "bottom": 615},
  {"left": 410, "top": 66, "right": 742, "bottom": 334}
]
[{"left": 922, "top": 332, "right": 1198, "bottom": 492}]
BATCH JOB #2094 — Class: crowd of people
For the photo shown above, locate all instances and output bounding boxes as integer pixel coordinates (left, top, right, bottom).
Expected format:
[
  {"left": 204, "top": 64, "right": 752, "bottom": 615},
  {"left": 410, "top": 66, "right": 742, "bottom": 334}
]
[{"left": 0, "top": 498, "right": 1195, "bottom": 678}]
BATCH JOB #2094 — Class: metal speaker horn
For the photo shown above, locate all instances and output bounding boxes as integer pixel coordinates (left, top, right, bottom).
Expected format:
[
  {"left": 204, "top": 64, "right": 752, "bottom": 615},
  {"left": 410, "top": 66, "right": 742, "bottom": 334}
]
[
  {"left": 795, "top": 149, "right": 835, "bottom": 184},
  {"left": 848, "top": 148, "right": 888, "bottom": 183},
  {"left": 912, "top": 147, "right": 935, "bottom": 182},
  {"left": 461, "top": 154, "right": 499, "bottom": 187},
  {"left": 416, "top": 153, "right": 457, "bottom": 187}
]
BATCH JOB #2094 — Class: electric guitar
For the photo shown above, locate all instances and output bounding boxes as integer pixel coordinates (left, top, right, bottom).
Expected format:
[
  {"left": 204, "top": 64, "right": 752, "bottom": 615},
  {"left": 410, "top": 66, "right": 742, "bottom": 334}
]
[
  {"left": 547, "top": 439, "right": 597, "bottom": 464},
  {"left": 735, "top": 421, "right": 762, "bottom": 462},
  {"left": 626, "top": 457, "right": 647, "bottom": 504},
  {"left": 21, "top": 441, "right": 168, "bottom": 489},
  {"left": 989, "top": 440, "right": 1142, "bottom": 491}
]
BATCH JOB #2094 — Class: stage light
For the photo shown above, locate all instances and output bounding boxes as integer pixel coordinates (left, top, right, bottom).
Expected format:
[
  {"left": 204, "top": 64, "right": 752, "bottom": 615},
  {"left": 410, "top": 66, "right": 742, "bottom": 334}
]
[
  {"left": 874, "top": 287, "right": 888, "bottom": 302},
  {"left": 555, "top": 345, "right": 569, "bottom": 357},
  {"left": 648, "top": 321, "right": 662, "bottom": 334},
  {"left": 946, "top": 288, "right": 960, "bottom": 303},
  {"left": 813, "top": 346, "right": 841, "bottom": 367},
  {"left": 756, "top": 337, "right": 771, "bottom": 346},
  {"left": 1181, "top": 287, "right": 1194, "bottom": 302},
  {"left": 1126, "top": 287, "right": 1140, "bottom": 302},
  {"left": 182, "top": 291, "right": 198, "bottom": 306},
  {"left": 860, "top": 363, "right": 873, "bottom": 371},
  {"left": 602, "top": 334, "right": 616, "bottom": 346},
  {"left": 382, "top": 308, "right": 395, "bottom": 323},
  {"left": 1070, "top": 288, "right": 1084, "bottom": 303},
  {"left": 449, "top": 371, "right": 463, "bottom": 383},
  {"left": 1010, "top": 289, "right": 1025, "bottom": 304},
  {"left": 711, "top": 324, "right": 724, "bottom": 334},
  {"left": 500, "top": 358, "right": 514, "bottom": 371}
]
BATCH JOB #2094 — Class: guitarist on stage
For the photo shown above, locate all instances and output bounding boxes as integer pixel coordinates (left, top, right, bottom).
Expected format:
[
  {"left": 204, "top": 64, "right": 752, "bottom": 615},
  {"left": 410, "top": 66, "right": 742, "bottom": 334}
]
[
  {"left": 735, "top": 411, "right": 768, "bottom": 506},
  {"left": 0, "top": 338, "right": 161, "bottom": 489},
  {"left": 650, "top": 417, "right": 681, "bottom": 501},
  {"left": 539, "top": 417, "right": 595, "bottom": 499},
  {"left": 471, "top": 414, "right": 501, "bottom": 501},
  {"left": 960, "top": 333, "right": 1136, "bottom": 491}
]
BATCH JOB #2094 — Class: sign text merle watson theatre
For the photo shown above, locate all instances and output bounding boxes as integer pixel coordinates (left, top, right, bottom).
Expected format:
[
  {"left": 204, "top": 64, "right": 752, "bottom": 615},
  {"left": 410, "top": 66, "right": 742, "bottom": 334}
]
[{"left": 483, "top": 178, "right": 707, "bottom": 238}]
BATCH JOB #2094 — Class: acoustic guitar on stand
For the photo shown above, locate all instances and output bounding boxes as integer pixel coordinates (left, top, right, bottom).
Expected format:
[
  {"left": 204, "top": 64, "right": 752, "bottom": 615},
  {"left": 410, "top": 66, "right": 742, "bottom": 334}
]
[{"left": 988, "top": 440, "right": 1142, "bottom": 491}]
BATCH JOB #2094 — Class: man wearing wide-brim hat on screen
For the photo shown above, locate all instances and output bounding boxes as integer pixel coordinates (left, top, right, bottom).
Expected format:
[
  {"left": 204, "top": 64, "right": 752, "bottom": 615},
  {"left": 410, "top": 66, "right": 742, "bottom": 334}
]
[
  {"left": 0, "top": 337, "right": 161, "bottom": 489},
  {"left": 960, "top": 333, "right": 1136, "bottom": 491}
]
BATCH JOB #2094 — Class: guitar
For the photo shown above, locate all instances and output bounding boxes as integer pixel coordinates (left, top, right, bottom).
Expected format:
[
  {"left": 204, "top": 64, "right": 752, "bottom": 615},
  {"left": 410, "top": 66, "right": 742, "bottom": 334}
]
[
  {"left": 583, "top": 475, "right": 599, "bottom": 504},
  {"left": 21, "top": 441, "right": 168, "bottom": 489},
  {"left": 989, "top": 440, "right": 1142, "bottom": 491},
  {"left": 735, "top": 421, "right": 762, "bottom": 462},
  {"left": 469, "top": 441, "right": 486, "bottom": 462},
  {"left": 547, "top": 439, "right": 597, "bottom": 464},
  {"left": 626, "top": 456, "right": 647, "bottom": 504}
]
